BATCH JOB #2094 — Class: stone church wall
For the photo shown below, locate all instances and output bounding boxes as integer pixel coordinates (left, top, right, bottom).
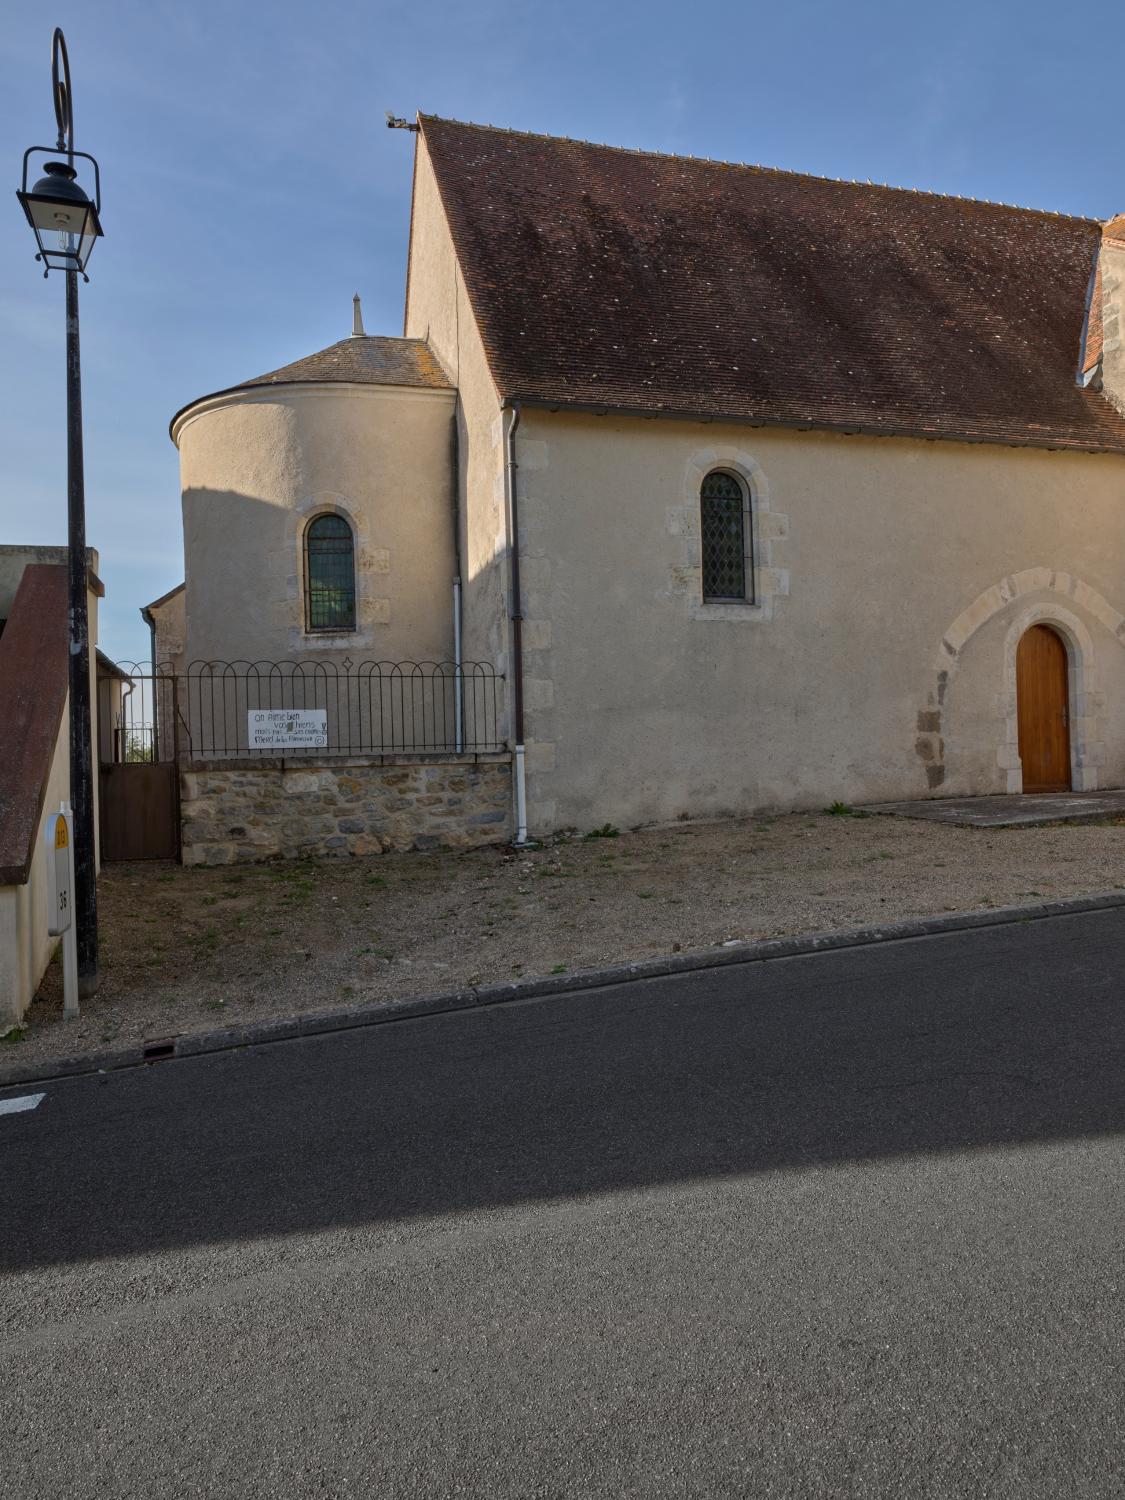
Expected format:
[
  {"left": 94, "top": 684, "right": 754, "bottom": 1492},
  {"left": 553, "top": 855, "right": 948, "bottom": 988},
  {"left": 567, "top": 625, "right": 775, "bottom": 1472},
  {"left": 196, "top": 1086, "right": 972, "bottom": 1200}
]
[
  {"left": 510, "top": 410, "right": 1125, "bottom": 833},
  {"left": 179, "top": 754, "right": 511, "bottom": 866}
]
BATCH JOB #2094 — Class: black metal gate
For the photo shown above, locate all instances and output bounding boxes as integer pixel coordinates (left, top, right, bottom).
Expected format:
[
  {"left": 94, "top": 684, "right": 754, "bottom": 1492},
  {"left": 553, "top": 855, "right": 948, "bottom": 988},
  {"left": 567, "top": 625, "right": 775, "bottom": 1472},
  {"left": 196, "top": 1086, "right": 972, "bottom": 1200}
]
[{"left": 96, "top": 659, "right": 180, "bottom": 861}]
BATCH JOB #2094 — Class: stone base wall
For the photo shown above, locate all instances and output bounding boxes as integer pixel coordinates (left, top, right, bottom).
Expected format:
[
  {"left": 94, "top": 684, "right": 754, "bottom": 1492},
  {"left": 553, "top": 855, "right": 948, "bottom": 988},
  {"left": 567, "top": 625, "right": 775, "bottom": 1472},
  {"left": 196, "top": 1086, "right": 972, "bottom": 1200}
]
[{"left": 180, "top": 753, "right": 512, "bottom": 866}]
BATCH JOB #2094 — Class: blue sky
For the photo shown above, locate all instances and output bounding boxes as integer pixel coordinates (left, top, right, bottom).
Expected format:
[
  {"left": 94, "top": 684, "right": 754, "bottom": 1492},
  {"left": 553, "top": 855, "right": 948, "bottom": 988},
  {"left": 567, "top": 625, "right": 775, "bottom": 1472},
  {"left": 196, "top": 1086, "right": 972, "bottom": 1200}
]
[{"left": 0, "top": 0, "right": 1117, "bottom": 660}]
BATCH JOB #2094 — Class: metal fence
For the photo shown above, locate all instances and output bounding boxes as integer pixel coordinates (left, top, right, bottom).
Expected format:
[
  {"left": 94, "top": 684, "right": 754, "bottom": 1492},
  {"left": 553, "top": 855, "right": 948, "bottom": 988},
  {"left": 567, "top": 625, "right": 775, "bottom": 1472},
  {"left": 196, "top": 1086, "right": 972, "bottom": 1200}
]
[
  {"left": 181, "top": 659, "right": 504, "bottom": 759},
  {"left": 96, "top": 660, "right": 178, "bottom": 765},
  {"left": 97, "top": 659, "right": 505, "bottom": 763}
]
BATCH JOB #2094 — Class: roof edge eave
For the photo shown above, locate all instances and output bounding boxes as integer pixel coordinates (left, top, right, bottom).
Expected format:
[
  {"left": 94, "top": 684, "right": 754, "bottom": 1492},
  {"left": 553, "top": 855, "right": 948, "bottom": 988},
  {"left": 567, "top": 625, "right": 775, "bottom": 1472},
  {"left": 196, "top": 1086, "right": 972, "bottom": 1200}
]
[
  {"left": 169, "top": 377, "right": 457, "bottom": 446},
  {"left": 502, "top": 394, "right": 1125, "bottom": 457}
]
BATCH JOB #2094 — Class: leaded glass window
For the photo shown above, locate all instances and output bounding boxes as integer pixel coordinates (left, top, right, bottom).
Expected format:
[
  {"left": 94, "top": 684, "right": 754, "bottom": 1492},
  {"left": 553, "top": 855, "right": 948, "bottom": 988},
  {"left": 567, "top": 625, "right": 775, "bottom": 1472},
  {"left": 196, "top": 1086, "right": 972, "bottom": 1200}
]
[
  {"left": 701, "top": 471, "right": 751, "bottom": 601},
  {"left": 305, "top": 514, "right": 357, "bottom": 632}
]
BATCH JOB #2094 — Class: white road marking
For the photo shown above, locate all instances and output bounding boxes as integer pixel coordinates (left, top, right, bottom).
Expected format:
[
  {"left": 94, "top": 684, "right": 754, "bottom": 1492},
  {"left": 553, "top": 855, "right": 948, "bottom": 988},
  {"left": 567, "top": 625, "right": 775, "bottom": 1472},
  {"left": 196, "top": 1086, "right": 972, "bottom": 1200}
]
[{"left": 0, "top": 1093, "right": 45, "bottom": 1116}]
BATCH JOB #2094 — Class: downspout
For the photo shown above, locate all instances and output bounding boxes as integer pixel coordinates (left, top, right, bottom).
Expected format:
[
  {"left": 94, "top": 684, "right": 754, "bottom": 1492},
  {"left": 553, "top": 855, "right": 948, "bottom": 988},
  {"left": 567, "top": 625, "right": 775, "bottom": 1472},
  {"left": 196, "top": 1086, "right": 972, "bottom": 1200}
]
[
  {"left": 453, "top": 578, "right": 463, "bottom": 752},
  {"left": 450, "top": 415, "right": 464, "bottom": 752},
  {"left": 503, "top": 400, "right": 530, "bottom": 845},
  {"left": 141, "top": 604, "right": 158, "bottom": 758}
]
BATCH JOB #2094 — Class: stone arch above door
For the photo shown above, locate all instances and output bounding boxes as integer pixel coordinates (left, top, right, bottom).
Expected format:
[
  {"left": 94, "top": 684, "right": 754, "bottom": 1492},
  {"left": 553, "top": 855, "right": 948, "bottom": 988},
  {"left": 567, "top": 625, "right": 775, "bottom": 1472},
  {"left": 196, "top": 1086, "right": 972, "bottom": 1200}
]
[{"left": 917, "top": 569, "right": 1120, "bottom": 793}]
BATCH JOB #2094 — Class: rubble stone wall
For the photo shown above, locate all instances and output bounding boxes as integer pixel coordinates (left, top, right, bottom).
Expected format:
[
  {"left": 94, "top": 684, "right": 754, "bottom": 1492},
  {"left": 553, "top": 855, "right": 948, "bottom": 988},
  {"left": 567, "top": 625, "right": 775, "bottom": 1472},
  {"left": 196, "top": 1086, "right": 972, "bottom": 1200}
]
[{"left": 180, "top": 753, "right": 511, "bottom": 865}]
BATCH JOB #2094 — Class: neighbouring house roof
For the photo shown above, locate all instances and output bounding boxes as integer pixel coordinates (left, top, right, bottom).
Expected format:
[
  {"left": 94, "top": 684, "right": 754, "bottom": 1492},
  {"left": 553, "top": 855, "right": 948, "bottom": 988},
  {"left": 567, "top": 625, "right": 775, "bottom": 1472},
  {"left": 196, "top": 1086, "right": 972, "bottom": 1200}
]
[
  {"left": 419, "top": 116, "right": 1125, "bottom": 454},
  {"left": 95, "top": 648, "right": 132, "bottom": 683},
  {"left": 171, "top": 336, "right": 452, "bottom": 437},
  {"left": 142, "top": 581, "right": 185, "bottom": 617},
  {"left": 0, "top": 565, "right": 69, "bottom": 885}
]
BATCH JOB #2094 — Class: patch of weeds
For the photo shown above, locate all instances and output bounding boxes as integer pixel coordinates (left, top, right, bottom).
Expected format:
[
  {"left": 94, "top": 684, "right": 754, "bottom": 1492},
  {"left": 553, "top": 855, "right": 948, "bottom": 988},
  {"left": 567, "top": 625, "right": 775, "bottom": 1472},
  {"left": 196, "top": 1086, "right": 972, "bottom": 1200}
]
[
  {"left": 583, "top": 823, "right": 620, "bottom": 841},
  {"left": 374, "top": 948, "right": 394, "bottom": 961},
  {"left": 222, "top": 873, "right": 244, "bottom": 885},
  {"left": 550, "top": 964, "right": 567, "bottom": 974},
  {"left": 637, "top": 890, "right": 656, "bottom": 900},
  {"left": 1, "top": 1025, "right": 27, "bottom": 1046},
  {"left": 266, "top": 927, "right": 283, "bottom": 937},
  {"left": 156, "top": 874, "right": 174, "bottom": 884},
  {"left": 341, "top": 984, "right": 355, "bottom": 999},
  {"left": 877, "top": 851, "right": 895, "bottom": 860},
  {"left": 823, "top": 802, "right": 858, "bottom": 817},
  {"left": 201, "top": 895, "right": 219, "bottom": 907},
  {"left": 202, "top": 999, "right": 226, "bottom": 1012}
]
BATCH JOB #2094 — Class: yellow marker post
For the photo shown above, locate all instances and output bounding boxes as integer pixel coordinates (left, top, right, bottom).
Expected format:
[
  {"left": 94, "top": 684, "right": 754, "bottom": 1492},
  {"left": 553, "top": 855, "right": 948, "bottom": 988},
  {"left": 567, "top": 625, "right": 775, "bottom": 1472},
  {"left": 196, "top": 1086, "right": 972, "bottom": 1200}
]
[{"left": 45, "top": 802, "right": 79, "bottom": 1018}]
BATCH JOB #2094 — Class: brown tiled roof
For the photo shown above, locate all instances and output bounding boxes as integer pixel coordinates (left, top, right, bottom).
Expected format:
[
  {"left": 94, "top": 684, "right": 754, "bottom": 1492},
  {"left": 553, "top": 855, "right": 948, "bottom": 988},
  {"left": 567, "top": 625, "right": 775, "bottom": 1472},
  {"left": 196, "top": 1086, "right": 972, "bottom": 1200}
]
[
  {"left": 238, "top": 336, "right": 452, "bottom": 392},
  {"left": 419, "top": 117, "right": 1125, "bottom": 454},
  {"left": 171, "top": 336, "right": 451, "bottom": 438}
]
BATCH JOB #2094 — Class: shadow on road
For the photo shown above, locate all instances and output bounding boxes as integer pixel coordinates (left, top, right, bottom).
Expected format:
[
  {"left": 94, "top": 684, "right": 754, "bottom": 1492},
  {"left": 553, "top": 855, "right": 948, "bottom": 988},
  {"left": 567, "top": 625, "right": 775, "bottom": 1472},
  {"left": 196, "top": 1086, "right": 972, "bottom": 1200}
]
[{"left": 4, "top": 908, "right": 1124, "bottom": 1270}]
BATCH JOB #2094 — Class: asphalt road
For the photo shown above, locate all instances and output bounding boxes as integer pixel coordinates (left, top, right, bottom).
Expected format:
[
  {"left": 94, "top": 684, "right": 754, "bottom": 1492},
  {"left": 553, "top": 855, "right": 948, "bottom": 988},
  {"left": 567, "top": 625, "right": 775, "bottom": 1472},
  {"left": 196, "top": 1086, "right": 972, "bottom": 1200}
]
[{"left": 2, "top": 908, "right": 1124, "bottom": 1498}]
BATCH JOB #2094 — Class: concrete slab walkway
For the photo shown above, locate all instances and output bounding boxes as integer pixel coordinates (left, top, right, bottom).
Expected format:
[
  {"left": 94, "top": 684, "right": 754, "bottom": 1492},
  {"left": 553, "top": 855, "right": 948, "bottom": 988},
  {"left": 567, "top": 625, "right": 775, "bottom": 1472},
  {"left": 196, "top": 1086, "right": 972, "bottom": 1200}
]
[{"left": 871, "top": 788, "right": 1125, "bottom": 827}]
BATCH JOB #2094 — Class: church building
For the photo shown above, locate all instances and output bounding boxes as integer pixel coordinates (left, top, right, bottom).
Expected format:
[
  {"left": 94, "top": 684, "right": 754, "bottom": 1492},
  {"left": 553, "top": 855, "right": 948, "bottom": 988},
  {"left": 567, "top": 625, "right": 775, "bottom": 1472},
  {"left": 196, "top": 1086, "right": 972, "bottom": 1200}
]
[{"left": 156, "top": 117, "right": 1125, "bottom": 847}]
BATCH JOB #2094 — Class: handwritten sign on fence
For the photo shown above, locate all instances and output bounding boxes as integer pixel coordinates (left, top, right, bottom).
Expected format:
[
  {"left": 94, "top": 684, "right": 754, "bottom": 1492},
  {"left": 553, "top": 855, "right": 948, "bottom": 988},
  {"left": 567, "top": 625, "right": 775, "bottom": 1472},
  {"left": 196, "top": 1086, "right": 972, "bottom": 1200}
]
[{"left": 248, "top": 708, "right": 328, "bottom": 750}]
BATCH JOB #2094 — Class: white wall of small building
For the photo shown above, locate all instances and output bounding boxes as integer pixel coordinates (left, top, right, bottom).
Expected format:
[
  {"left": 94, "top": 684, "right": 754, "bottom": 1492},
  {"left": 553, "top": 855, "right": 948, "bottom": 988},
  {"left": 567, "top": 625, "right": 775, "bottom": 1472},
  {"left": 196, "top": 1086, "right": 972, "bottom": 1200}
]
[{"left": 0, "top": 716, "right": 69, "bottom": 1024}]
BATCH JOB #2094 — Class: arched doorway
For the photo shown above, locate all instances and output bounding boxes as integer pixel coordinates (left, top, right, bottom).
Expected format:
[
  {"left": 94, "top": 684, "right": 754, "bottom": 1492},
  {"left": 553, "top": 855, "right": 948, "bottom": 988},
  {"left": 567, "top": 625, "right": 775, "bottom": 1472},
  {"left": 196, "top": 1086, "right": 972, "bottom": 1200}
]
[{"left": 1016, "top": 625, "right": 1071, "bottom": 793}]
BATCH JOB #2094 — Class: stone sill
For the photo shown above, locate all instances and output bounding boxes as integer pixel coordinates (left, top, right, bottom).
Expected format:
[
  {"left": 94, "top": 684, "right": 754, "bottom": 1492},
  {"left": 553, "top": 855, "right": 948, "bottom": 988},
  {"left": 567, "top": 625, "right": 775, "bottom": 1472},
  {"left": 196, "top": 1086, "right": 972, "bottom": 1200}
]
[{"left": 181, "top": 750, "right": 512, "bottom": 773}]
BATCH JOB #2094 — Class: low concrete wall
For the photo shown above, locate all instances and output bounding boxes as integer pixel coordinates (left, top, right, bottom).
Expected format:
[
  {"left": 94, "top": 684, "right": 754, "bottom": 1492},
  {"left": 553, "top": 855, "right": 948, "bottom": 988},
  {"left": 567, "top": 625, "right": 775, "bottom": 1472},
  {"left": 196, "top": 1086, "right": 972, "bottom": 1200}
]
[{"left": 180, "top": 753, "right": 512, "bottom": 865}]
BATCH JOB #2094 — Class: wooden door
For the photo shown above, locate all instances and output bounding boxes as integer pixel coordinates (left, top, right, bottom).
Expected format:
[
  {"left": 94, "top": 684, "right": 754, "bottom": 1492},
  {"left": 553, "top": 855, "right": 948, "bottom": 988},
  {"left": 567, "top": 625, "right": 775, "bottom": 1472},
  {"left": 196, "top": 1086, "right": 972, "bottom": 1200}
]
[
  {"left": 99, "top": 763, "right": 180, "bottom": 861},
  {"left": 1016, "top": 625, "right": 1071, "bottom": 793}
]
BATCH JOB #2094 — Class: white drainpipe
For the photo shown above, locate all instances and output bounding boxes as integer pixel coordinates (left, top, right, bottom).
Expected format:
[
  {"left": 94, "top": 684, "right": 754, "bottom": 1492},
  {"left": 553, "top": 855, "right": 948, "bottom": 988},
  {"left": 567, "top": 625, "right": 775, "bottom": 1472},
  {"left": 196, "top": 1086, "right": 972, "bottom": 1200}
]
[
  {"left": 504, "top": 401, "right": 531, "bottom": 846},
  {"left": 513, "top": 742, "right": 528, "bottom": 846},
  {"left": 453, "top": 576, "right": 463, "bottom": 754}
]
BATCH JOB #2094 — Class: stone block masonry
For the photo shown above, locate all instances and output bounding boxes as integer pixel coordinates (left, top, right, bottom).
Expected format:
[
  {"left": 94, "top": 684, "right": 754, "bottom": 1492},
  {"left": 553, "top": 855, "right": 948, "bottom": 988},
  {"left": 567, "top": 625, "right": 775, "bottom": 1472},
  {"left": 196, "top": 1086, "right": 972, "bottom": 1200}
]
[{"left": 180, "top": 753, "right": 512, "bottom": 866}]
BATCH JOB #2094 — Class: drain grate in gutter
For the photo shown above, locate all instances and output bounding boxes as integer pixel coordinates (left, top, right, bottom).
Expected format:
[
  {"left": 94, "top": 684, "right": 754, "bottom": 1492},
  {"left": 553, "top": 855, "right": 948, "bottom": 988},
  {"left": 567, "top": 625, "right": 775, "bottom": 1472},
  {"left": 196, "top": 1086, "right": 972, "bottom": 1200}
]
[{"left": 142, "top": 1038, "right": 177, "bottom": 1062}]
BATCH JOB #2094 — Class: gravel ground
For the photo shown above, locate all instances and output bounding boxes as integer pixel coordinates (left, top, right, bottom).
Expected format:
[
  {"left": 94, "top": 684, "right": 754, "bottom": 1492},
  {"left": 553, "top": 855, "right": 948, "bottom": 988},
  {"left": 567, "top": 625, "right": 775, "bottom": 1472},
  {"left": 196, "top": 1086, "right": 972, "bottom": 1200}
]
[{"left": 8, "top": 807, "right": 1125, "bottom": 1069}]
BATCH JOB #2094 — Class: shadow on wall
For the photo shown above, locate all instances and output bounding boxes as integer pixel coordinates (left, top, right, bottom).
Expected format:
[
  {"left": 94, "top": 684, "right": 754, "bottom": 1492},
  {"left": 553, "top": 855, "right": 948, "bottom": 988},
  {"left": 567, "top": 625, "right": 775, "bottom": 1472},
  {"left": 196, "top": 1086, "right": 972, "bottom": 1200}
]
[
  {"left": 178, "top": 486, "right": 464, "bottom": 667},
  {"left": 5, "top": 907, "right": 1125, "bottom": 1271}
]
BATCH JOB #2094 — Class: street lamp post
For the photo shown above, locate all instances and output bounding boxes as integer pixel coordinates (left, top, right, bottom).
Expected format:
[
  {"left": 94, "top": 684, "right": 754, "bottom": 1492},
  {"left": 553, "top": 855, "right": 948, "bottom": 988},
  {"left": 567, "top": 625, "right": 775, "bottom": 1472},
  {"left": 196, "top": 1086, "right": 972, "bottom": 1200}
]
[{"left": 17, "top": 29, "right": 103, "bottom": 995}]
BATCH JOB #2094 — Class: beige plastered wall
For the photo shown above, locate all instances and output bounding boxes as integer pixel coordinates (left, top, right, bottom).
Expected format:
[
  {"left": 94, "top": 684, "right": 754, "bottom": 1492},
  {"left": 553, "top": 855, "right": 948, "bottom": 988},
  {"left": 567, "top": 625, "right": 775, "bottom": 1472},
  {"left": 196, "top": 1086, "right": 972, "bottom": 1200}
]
[
  {"left": 0, "top": 548, "right": 102, "bottom": 871},
  {"left": 403, "top": 137, "right": 510, "bottom": 713},
  {"left": 513, "top": 410, "right": 1125, "bottom": 832},
  {"left": 0, "top": 703, "right": 70, "bottom": 1023},
  {"left": 173, "top": 383, "right": 457, "bottom": 667},
  {"left": 149, "top": 587, "right": 186, "bottom": 672}
]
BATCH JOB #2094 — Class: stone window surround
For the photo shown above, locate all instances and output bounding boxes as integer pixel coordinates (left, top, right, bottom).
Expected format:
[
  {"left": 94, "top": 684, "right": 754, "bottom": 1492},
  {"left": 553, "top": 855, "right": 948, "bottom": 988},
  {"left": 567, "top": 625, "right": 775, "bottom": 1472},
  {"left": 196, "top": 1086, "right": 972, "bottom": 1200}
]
[
  {"left": 675, "top": 446, "right": 789, "bottom": 622},
  {"left": 287, "top": 493, "right": 384, "bottom": 653},
  {"left": 700, "top": 467, "right": 754, "bottom": 605},
  {"left": 302, "top": 509, "right": 358, "bottom": 637}
]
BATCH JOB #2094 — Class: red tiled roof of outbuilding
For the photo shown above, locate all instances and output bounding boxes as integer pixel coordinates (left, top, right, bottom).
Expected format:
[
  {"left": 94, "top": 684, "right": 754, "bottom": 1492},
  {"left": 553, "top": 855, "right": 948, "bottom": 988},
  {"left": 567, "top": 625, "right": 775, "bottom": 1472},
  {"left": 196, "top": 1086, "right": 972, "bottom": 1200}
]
[{"left": 419, "top": 116, "right": 1125, "bottom": 454}]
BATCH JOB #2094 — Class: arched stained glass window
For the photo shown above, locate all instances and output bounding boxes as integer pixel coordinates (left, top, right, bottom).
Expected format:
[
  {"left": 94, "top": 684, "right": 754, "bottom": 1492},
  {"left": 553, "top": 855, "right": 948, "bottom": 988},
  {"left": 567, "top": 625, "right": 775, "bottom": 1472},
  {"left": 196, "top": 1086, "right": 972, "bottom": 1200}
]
[
  {"left": 304, "top": 514, "right": 356, "bottom": 632},
  {"left": 701, "top": 470, "right": 752, "bottom": 602}
]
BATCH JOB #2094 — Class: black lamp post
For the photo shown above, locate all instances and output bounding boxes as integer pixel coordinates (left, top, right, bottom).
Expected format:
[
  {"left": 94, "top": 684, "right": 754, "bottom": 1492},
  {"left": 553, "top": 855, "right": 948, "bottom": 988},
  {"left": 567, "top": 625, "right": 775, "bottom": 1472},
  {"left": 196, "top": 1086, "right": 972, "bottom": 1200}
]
[{"left": 17, "top": 28, "right": 103, "bottom": 995}]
